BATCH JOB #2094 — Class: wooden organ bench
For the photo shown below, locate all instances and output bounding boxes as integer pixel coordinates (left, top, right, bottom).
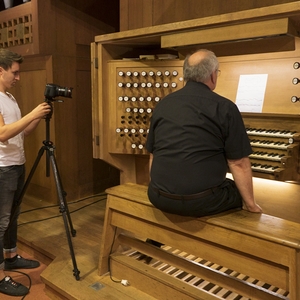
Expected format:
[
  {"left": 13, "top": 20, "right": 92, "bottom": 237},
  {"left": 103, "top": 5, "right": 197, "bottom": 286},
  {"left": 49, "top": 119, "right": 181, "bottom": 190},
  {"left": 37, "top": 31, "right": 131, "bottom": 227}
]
[{"left": 98, "top": 183, "right": 300, "bottom": 300}]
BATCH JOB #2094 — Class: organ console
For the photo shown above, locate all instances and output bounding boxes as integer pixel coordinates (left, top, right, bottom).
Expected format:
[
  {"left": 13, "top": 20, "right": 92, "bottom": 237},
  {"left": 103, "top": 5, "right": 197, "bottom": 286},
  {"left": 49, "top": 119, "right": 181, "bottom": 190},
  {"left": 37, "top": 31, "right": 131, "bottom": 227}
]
[
  {"left": 92, "top": 3, "right": 300, "bottom": 299},
  {"left": 94, "top": 54, "right": 300, "bottom": 184}
]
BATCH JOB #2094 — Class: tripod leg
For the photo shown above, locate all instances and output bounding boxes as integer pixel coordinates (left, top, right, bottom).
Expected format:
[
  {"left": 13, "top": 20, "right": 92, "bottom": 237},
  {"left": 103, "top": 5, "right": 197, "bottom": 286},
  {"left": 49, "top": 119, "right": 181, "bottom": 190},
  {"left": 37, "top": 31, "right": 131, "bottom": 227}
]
[
  {"left": 48, "top": 150, "right": 76, "bottom": 236},
  {"left": 8, "top": 146, "right": 46, "bottom": 231},
  {"left": 19, "top": 146, "right": 46, "bottom": 204},
  {"left": 49, "top": 153, "right": 80, "bottom": 280}
]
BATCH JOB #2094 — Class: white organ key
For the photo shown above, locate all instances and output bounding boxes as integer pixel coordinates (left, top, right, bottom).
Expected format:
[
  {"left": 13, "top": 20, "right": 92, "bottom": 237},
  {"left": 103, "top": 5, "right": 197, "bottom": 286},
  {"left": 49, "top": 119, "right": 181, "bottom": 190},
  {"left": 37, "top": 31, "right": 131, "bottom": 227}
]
[
  {"left": 151, "top": 260, "right": 162, "bottom": 268},
  {"left": 215, "top": 287, "right": 231, "bottom": 298},
  {"left": 182, "top": 273, "right": 193, "bottom": 281},
  {"left": 197, "top": 279, "right": 212, "bottom": 289},
  {"left": 226, "top": 292, "right": 243, "bottom": 300},
  {"left": 131, "top": 252, "right": 142, "bottom": 259},
  {"left": 164, "top": 265, "right": 177, "bottom": 274},
  {"left": 178, "top": 251, "right": 188, "bottom": 258},
  {"left": 171, "top": 249, "right": 181, "bottom": 255},
  {"left": 172, "top": 269, "right": 185, "bottom": 277},
  {"left": 186, "top": 254, "right": 196, "bottom": 260},
  {"left": 157, "top": 262, "right": 169, "bottom": 271},
  {"left": 161, "top": 245, "right": 171, "bottom": 251},
  {"left": 275, "top": 288, "right": 289, "bottom": 297},
  {"left": 210, "top": 263, "right": 222, "bottom": 270},
  {"left": 236, "top": 273, "right": 247, "bottom": 280},
  {"left": 188, "top": 276, "right": 201, "bottom": 285}
]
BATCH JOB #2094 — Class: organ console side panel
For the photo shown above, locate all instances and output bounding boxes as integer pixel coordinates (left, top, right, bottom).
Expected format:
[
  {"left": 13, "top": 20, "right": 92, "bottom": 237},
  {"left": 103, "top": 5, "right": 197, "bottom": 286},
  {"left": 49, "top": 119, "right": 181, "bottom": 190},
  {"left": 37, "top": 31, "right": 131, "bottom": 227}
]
[
  {"left": 92, "top": 3, "right": 300, "bottom": 185},
  {"left": 109, "top": 60, "right": 184, "bottom": 155}
]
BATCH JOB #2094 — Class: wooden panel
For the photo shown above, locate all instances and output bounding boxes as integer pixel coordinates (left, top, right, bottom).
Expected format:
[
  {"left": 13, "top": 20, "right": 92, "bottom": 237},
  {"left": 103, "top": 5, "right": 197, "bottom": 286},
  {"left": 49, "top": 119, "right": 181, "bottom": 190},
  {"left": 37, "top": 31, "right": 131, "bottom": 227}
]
[
  {"left": 152, "top": 0, "right": 299, "bottom": 26},
  {"left": 216, "top": 56, "right": 300, "bottom": 114},
  {"left": 119, "top": 0, "right": 129, "bottom": 32},
  {"left": 120, "top": 0, "right": 300, "bottom": 30},
  {"left": 120, "top": 0, "right": 153, "bottom": 31},
  {"left": 0, "top": 1, "right": 33, "bottom": 50},
  {"left": 161, "top": 18, "right": 297, "bottom": 49}
]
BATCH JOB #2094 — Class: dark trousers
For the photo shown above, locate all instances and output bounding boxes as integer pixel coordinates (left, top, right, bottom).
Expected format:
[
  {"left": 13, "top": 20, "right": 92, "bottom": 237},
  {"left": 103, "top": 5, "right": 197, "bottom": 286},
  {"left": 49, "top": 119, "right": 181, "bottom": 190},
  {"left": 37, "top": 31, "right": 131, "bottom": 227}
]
[
  {"left": 0, "top": 165, "right": 25, "bottom": 268},
  {"left": 148, "top": 178, "right": 243, "bottom": 217}
]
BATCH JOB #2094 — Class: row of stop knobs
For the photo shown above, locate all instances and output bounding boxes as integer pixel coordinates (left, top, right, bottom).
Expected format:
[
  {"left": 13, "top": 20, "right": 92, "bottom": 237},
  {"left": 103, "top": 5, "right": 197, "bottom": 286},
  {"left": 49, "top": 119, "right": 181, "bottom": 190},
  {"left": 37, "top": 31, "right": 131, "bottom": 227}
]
[
  {"left": 118, "top": 82, "right": 178, "bottom": 88},
  {"left": 119, "top": 96, "right": 161, "bottom": 102},
  {"left": 118, "top": 70, "right": 179, "bottom": 77},
  {"left": 116, "top": 127, "right": 148, "bottom": 150},
  {"left": 116, "top": 127, "right": 149, "bottom": 135},
  {"left": 292, "top": 62, "right": 300, "bottom": 102}
]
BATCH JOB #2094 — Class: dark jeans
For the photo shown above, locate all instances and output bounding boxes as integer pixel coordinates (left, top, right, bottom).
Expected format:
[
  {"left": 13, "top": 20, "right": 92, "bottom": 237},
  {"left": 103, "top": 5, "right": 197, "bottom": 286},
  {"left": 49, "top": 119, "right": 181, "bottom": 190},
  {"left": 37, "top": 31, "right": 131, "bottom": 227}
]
[
  {"left": 0, "top": 164, "right": 25, "bottom": 269},
  {"left": 148, "top": 178, "right": 243, "bottom": 217}
]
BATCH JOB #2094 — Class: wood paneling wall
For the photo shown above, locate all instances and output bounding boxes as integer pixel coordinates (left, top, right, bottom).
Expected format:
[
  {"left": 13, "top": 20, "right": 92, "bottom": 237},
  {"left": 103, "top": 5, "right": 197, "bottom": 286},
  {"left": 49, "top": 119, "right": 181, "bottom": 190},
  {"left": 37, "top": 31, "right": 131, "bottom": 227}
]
[
  {"left": 120, "top": 0, "right": 300, "bottom": 31},
  {"left": 1, "top": 0, "right": 120, "bottom": 203}
]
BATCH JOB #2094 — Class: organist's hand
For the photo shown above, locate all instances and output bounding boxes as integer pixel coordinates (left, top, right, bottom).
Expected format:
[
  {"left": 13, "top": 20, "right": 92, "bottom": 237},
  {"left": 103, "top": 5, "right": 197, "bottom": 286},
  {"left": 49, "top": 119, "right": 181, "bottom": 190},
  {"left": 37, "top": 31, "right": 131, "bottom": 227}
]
[{"left": 242, "top": 202, "right": 263, "bottom": 213}]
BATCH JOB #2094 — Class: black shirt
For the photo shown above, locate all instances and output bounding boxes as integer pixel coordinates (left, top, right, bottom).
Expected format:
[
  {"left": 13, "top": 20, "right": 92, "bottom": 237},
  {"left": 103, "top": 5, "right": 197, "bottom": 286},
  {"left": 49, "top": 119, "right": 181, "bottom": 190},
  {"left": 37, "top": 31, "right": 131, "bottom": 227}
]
[{"left": 146, "top": 81, "right": 252, "bottom": 195}]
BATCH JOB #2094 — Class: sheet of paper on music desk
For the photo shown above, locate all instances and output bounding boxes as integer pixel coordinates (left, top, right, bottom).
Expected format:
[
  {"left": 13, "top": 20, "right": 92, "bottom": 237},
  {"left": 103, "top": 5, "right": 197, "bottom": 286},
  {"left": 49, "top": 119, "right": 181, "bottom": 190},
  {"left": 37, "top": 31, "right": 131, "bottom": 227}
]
[{"left": 235, "top": 74, "right": 268, "bottom": 113}]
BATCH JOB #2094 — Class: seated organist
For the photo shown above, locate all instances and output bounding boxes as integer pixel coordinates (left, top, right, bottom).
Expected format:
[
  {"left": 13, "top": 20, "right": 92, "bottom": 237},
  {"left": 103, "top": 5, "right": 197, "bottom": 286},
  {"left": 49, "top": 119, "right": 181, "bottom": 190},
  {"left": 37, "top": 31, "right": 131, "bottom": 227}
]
[{"left": 146, "top": 49, "right": 262, "bottom": 217}]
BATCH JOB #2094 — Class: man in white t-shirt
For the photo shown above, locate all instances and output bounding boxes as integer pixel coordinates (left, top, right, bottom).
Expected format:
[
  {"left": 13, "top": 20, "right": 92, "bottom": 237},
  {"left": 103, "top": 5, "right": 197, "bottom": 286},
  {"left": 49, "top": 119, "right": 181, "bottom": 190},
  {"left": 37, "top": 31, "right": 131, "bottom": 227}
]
[{"left": 0, "top": 48, "right": 51, "bottom": 297}]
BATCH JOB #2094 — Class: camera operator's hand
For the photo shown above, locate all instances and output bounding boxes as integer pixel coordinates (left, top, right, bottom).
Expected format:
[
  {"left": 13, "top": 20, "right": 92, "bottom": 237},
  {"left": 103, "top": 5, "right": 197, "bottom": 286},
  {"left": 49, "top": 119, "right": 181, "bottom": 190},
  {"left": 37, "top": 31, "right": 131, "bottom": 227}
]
[
  {"left": 30, "top": 102, "right": 52, "bottom": 120},
  {"left": 22, "top": 103, "right": 52, "bottom": 137}
]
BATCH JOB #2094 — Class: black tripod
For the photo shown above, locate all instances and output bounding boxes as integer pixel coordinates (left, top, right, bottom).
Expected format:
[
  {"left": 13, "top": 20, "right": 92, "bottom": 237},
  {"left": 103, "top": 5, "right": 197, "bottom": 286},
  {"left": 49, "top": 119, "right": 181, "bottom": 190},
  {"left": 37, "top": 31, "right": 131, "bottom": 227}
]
[{"left": 15, "top": 99, "right": 80, "bottom": 280}]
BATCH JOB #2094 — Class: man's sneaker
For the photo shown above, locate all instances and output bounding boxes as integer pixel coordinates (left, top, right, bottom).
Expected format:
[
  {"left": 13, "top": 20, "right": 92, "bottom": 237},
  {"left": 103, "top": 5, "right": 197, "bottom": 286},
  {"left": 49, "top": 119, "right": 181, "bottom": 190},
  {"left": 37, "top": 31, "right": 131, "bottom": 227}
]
[
  {"left": 0, "top": 276, "right": 29, "bottom": 296},
  {"left": 4, "top": 255, "right": 40, "bottom": 270}
]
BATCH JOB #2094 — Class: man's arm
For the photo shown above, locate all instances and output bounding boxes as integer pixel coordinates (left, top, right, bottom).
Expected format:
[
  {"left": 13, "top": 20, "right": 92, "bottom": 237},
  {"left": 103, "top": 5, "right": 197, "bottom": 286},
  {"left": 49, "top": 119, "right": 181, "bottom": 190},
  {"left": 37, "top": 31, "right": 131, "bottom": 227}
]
[
  {"left": 227, "top": 156, "right": 262, "bottom": 213},
  {"left": 0, "top": 102, "right": 51, "bottom": 142},
  {"left": 149, "top": 153, "right": 153, "bottom": 180},
  {"left": 23, "top": 118, "right": 41, "bottom": 136}
]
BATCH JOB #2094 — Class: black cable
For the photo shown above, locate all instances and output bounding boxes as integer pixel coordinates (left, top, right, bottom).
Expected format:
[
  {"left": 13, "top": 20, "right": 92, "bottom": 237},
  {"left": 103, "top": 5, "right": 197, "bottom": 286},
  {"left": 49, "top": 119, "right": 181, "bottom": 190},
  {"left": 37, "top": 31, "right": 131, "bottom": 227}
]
[
  {"left": 20, "top": 193, "right": 107, "bottom": 214},
  {"left": 14, "top": 194, "right": 107, "bottom": 297},
  {"left": 18, "top": 196, "right": 107, "bottom": 227}
]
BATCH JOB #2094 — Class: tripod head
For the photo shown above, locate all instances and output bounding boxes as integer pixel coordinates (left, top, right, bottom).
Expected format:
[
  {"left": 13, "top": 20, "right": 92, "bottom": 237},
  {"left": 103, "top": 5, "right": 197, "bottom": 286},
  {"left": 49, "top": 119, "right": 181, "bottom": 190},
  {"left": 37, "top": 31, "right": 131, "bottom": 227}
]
[{"left": 43, "top": 83, "right": 73, "bottom": 144}]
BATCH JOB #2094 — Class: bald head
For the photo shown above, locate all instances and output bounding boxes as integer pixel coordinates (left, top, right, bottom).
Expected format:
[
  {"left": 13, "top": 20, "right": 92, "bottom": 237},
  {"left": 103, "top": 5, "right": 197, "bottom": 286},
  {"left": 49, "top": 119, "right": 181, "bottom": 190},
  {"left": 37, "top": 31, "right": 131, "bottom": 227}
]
[
  {"left": 183, "top": 49, "right": 219, "bottom": 90},
  {"left": 188, "top": 50, "right": 209, "bottom": 66}
]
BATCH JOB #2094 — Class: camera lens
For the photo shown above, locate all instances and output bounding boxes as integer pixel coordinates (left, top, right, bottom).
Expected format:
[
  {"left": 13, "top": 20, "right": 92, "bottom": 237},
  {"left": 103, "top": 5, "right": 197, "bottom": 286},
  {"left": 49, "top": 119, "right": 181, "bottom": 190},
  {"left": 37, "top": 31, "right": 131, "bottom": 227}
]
[
  {"left": 57, "top": 87, "right": 72, "bottom": 98},
  {"left": 44, "top": 83, "right": 73, "bottom": 100}
]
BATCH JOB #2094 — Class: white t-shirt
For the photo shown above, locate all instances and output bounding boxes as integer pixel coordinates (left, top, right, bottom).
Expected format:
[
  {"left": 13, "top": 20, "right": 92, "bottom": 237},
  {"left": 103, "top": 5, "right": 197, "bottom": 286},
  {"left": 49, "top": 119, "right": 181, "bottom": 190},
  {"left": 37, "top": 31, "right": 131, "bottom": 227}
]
[{"left": 0, "top": 91, "right": 25, "bottom": 166}]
